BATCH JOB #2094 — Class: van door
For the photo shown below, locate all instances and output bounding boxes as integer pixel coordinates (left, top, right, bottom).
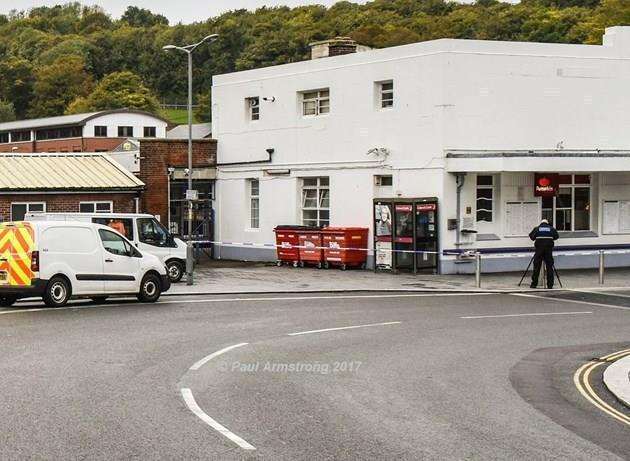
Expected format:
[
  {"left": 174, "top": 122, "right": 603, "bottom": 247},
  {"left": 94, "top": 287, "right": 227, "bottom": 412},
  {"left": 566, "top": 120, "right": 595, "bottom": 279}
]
[
  {"left": 136, "top": 217, "right": 175, "bottom": 264},
  {"left": 41, "top": 226, "right": 103, "bottom": 295},
  {"left": 97, "top": 229, "right": 140, "bottom": 293}
]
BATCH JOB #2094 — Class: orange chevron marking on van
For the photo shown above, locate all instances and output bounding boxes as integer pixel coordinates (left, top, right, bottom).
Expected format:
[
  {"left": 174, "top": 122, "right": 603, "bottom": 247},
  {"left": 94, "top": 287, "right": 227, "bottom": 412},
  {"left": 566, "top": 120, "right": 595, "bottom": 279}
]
[{"left": 0, "top": 223, "right": 35, "bottom": 287}]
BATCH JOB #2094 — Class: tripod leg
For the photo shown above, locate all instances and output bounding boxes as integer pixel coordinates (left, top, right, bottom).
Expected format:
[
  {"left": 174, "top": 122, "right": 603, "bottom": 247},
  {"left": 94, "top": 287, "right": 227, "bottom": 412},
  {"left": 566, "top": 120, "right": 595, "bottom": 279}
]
[
  {"left": 553, "top": 265, "right": 563, "bottom": 288},
  {"left": 518, "top": 255, "right": 535, "bottom": 287},
  {"left": 542, "top": 264, "right": 547, "bottom": 289}
]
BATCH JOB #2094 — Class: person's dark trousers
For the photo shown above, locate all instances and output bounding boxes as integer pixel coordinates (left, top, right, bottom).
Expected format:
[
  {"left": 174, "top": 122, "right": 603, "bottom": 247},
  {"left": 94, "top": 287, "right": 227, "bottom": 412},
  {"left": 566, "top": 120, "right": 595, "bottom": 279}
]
[{"left": 531, "top": 240, "right": 555, "bottom": 288}]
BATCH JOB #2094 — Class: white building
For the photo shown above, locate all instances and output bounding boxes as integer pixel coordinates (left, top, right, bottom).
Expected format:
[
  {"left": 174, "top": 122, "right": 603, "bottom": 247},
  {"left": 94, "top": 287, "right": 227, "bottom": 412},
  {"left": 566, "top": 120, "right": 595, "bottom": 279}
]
[{"left": 212, "top": 28, "right": 630, "bottom": 274}]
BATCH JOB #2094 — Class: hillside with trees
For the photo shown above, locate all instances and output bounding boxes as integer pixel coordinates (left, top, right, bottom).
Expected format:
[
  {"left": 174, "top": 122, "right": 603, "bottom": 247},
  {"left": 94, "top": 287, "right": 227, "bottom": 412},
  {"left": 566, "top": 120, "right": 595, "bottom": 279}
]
[{"left": 0, "top": 0, "right": 628, "bottom": 123}]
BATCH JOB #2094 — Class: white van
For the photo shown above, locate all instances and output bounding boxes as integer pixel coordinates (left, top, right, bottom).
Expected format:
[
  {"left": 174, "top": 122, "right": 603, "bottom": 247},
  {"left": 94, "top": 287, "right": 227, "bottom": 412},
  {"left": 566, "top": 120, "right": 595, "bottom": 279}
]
[
  {"left": 26, "top": 213, "right": 187, "bottom": 283},
  {"left": 0, "top": 221, "right": 170, "bottom": 308}
]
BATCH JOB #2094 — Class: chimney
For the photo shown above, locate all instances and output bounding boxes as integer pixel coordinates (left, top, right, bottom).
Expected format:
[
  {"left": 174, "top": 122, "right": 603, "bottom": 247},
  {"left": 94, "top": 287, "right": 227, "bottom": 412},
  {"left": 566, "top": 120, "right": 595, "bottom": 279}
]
[{"left": 309, "top": 37, "right": 371, "bottom": 60}]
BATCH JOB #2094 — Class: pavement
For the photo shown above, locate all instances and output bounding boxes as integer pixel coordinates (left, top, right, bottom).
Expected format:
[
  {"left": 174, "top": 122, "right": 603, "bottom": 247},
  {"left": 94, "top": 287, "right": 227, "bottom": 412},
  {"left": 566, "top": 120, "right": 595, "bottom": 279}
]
[
  {"left": 603, "top": 353, "right": 630, "bottom": 408},
  {"left": 1, "top": 289, "right": 630, "bottom": 459},
  {"left": 167, "top": 260, "right": 630, "bottom": 295}
]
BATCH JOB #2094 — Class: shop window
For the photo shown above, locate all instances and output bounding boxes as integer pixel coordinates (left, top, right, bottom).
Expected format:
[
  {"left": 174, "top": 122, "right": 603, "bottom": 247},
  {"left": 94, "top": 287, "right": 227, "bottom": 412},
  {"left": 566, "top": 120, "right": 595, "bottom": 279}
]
[
  {"left": 80, "top": 202, "right": 113, "bottom": 213},
  {"left": 476, "top": 175, "right": 494, "bottom": 223},
  {"left": 379, "top": 81, "right": 394, "bottom": 109},
  {"left": 541, "top": 174, "right": 590, "bottom": 231},
  {"left": 247, "top": 97, "right": 260, "bottom": 121},
  {"left": 11, "top": 202, "right": 45, "bottom": 221},
  {"left": 301, "top": 89, "right": 330, "bottom": 116},
  {"left": 143, "top": 126, "right": 156, "bottom": 138},
  {"left": 301, "top": 177, "right": 329, "bottom": 227},
  {"left": 118, "top": 126, "right": 134, "bottom": 137},
  {"left": 249, "top": 179, "right": 260, "bottom": 229},
  {"left": 94, "top": 126, "right": 108, "bottom": 137}
]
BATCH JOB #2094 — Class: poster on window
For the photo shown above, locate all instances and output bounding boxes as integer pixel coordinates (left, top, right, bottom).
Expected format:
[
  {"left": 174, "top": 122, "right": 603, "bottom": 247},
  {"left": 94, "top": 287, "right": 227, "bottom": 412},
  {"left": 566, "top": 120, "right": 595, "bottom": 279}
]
[
  {"left": 376, "top": 241, "right": 392, "bottom": 269},
  {"left": 375, "top": 204, "right": 392, "bottom": 237},
  {"left": 374, "top": 204, "right": 393, "bottom": 269}
]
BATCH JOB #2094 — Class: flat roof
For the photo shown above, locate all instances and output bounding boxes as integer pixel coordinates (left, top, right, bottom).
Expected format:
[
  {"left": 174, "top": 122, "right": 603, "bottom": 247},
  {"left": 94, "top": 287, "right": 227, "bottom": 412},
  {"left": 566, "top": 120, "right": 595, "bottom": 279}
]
[{"left": 0, "top": 153, "right": 144, "bottom": 191}]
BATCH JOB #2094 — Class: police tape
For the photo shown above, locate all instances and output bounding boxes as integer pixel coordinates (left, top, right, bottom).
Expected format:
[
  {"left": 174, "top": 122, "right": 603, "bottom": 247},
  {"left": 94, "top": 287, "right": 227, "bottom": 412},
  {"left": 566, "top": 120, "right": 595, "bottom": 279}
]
[{"left": 189, "top": 240, "right": 630, "bottom": 258}]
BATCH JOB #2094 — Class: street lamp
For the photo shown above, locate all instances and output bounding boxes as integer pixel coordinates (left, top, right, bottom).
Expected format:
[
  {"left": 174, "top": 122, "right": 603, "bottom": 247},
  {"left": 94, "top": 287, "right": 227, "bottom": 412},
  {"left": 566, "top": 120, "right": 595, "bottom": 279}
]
[{"left": 163, "top": 34, "right": 219, "bottom": 286}]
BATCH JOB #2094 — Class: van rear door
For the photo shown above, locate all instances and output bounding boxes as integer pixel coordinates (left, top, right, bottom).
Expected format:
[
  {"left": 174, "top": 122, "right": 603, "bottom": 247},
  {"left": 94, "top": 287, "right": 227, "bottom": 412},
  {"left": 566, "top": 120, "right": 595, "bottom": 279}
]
[{"left": 0, "top": 223, "right": 35, "bottom": 287}]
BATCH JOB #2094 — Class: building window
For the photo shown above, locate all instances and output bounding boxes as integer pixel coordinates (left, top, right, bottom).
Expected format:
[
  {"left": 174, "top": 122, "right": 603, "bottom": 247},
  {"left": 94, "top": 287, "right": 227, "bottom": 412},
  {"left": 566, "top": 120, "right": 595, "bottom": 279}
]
[
  {"left": 11, "top": 202, "right": 45, "bottom": 221},
  {"left": 36, "top": 126, "right": 82, "bottom": 141},
  {"left": 302, "top": 89, "right": 330, "bottom": 116},
  {"left": 379, "top": 81, "right": 394, "bottom": 108},
  {"left": 542, "top": 174, "right": 591, "bottom": 231},
  {"left": 476, "top": 175, "right": 494, "bottom": 223},
  {"left": 143, "top": 126, "right": 156, "bottom": 138},
  {"left": 10, "top": 131, "right": 31, "bottom": 142},
  {"left": 94, "top": 126, "right": 108, "bottom": 137},
  {"left": 0, "top": 133, "right": 9, "bottom": 144},
  {"left": 301, "top": 177, "right": 329, "bottom": 227},
  {"left": 249, "top": 179, "right": 260, "bottom": 229},
  {"left": 80, "top": 202, "right": 113, "bottom": 213},
  {"left": 247, "top": 97, "right": 260, "bottom": 121},
  {"left": 118, "top": 126, "right": 134, "bottom": 137},
  {"left": 375, "top": 175, "right": 393, "bottom": 187}
]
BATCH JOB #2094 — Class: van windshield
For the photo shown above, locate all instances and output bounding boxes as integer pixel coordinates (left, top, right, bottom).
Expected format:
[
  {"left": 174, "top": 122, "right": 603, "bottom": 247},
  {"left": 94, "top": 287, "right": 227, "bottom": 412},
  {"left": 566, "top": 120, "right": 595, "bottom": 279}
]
[{"left": 138, "top": 218, "right": 173, "bottom": 247}]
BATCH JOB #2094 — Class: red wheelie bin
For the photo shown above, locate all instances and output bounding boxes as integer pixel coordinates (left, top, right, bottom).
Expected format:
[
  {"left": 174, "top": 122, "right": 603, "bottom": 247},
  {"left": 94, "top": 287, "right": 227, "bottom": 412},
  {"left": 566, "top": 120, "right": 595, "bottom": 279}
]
[
  {"left": 273, "top": 226, "right": 302, "bottom": 267},
  {"left": 297, "top": 229, "right": 324, "bottom": 268},
  {"left": 322, "top": 227, "right": 369, "bottom": 270}
]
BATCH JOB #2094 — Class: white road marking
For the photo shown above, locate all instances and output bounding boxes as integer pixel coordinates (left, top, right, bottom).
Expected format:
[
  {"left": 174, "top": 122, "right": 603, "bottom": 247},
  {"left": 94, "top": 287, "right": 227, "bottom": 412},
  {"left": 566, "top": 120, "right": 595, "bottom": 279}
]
[
  {"left": 571, "top": 289, "right": 630, "bottom": 299},
  {"left": 461, "top": 311, "right": 592, "bottom": 319},
  {"left": 189, "top": 343, "right": 249, "bottom": 371},
  {"left": 512, "top": 293, "right": 630, "bottom": 311},
  {"left": 287, "top": 321, "right": 401, "bottom": 336},
  {"left": 180, "top": 388, "right": 256, "bottom": 450}
]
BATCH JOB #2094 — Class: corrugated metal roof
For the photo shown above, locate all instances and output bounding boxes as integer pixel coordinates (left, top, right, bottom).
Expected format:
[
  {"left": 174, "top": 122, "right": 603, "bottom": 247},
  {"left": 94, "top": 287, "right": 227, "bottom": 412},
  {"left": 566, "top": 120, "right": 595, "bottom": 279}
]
[
  {"left": 0, "top": 113, "right": 101, "bottom": 132},
  {"left": 0, "top": 153, "right": 144, "bottom": 191},
  {"left": 166, "top": 123, "right": 212, "bottom": 140}
]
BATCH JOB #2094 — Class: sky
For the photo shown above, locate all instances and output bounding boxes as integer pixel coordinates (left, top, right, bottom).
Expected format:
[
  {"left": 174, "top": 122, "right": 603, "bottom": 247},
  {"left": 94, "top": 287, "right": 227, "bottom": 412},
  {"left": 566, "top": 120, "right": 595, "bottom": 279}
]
[{"left": 1, "top": 0, "right": 519, "bottom": 24}]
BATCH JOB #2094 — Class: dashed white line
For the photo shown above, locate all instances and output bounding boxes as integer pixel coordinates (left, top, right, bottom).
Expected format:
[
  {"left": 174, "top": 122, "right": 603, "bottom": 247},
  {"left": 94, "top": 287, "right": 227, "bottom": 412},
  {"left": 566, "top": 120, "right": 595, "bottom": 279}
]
[
  {"left": 189, "top": 343, "right": 249, "bottom": 371},
  {"left": 287, "top": 321, "right": 401, "bottom": 336},
  {"left": 180, "top": 388, "right": 256, "bottom": 450},
  {"left": 461, "top": 311, "right": 592, "bottom": 319}
]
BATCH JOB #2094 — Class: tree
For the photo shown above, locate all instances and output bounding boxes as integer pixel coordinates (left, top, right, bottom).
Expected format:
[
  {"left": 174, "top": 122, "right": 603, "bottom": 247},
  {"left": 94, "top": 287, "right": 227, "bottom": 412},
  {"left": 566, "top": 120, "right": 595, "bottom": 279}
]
[
  {"left": 67, "top": 71, "right": 160, "bottom": 114},
  {"left": 0, "top": 100, "right": 16, "bottom": 122},
  {"left": 0, "top": 57, "right": 35, "bottom": 118},
  {"left": 121, "top": 6, "right": 168, "bottom": 27},
  {"left": 195, "top": 92, "right": 211, "bottom": 122},
  {"left": 28, "top": 55, "right": 93, "bottom": 118}
]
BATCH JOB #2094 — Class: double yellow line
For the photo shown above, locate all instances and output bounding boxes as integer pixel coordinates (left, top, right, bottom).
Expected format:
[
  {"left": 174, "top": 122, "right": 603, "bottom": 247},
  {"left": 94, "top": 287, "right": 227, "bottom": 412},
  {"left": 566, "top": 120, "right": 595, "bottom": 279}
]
[{"left": 574, "top": 348, "right": 630, "bottom": 426}]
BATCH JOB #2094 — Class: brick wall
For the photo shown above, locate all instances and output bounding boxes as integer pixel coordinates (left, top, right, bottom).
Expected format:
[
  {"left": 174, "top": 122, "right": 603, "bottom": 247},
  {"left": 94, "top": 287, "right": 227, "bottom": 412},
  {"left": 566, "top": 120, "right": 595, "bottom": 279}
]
[
  {"left": 0, "top": 193, "right": 137, "bottom": 222},
  {"left": 137, "top": 139, "right": 217, "bottom": 225}
]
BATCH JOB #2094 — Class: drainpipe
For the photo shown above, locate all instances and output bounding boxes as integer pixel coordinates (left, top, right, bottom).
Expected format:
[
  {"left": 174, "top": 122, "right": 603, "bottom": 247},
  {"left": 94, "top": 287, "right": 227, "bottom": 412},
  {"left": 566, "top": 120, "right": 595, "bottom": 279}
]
[
  {"left": 134, "top": 196, "right": 140, "bottom": 214},
  {"left": 455, "top": 173, "right": 466, "bottom": 248}
]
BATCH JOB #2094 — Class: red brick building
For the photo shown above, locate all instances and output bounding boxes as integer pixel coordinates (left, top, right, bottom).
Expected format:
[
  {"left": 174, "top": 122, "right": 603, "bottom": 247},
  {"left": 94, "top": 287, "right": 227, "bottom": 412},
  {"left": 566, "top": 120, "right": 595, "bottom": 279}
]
[{"left": 0, "top": 109, "right": 169, "bottom": 154}]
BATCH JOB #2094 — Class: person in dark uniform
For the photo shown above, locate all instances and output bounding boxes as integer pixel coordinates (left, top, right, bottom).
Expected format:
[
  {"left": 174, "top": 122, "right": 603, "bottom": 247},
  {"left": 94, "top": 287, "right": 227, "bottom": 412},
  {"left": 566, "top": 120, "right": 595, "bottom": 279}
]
[{"left": 529, "top": 219, "right": 559, "bottom": 288}]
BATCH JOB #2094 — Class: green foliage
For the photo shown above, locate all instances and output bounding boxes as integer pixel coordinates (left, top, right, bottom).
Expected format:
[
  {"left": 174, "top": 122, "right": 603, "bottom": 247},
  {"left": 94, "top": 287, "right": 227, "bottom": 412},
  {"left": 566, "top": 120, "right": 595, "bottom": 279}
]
[
  {"left": 0, "top": 100, "right": 16, "bottom": 123},
  {"left": 195, "top": 93, "right": 212, "bottom": 123},
  {"left": 67, "top": 71, "right": 160, "bottom": 114},
  {"left": 0, "top": 1, "right": 628, "bottom": 119},
  {"left": 161, "top": 108, "right": 200, "bottom": 124}
]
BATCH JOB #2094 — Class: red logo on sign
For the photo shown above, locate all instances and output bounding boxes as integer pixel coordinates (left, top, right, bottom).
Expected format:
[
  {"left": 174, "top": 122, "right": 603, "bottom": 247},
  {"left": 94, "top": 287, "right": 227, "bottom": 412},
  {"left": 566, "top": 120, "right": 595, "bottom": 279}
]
[
  {"left": 534, "top": 173, "right": 558, "bottom": 197},
  {"left": 538, "top": 177, "right": 550, "bottom": 187}
]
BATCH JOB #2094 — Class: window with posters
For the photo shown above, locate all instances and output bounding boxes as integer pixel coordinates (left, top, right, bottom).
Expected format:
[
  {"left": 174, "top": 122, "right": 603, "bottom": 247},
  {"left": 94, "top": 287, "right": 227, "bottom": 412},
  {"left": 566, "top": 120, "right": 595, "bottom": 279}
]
[{"left": 374, "top": 203, "right": 393, "bottom": 269}]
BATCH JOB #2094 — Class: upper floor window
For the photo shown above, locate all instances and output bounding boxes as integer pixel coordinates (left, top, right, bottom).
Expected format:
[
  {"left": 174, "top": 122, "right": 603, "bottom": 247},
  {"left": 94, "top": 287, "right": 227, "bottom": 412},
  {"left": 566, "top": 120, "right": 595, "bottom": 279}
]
[
  {"left": 94, "top": 126, "right": 108, "bottom": 137},
  {"left": 118, "top": 126, "right": 134, "bottom": 137},
  {"left": 302, "top": 89, "right": 330, "bottom": 117},
  {"left": 144, "top": 126, "right": 157, "bottom": 138},
  {"left": 247, "top": 97, "right": 260, "bottom": 121},
  {"left": 0, "top": 132, "right": 8, "bottom": 144},
  {"left": 379, "top": 81, "right": 394, "bottom": 109},
  {"left": 11, "top": 130, "right": 31, "bottom": 142},
  {"left": 36, "top": 126, "right": 82, "bottom": 141},
  {"left": 476, "top": 175, "right": 494, "bottom": 223}
]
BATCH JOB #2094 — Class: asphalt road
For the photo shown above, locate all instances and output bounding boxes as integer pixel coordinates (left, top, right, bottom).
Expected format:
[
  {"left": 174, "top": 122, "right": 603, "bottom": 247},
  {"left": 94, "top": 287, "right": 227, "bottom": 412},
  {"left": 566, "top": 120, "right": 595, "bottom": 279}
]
[{"left": 1, "top": 289, "right": 629, "bottom": 460}]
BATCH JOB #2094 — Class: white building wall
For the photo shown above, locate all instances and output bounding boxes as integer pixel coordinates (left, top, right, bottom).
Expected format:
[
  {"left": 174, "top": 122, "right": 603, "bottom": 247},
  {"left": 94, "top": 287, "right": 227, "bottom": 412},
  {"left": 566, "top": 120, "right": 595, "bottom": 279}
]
[{"left": 84, "top": 113, "right": 168, "bottom": 139}]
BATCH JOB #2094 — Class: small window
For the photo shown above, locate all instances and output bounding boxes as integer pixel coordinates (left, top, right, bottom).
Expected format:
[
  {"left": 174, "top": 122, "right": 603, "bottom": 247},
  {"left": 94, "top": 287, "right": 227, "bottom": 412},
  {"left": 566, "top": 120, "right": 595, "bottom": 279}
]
[
  {"left": 476, "top": 175, "right": 494, "bottom": 223},
  {"left": 98, "top": 229, "right": 132, "bottom": 256},
  {"left": 80, "top": 202, "right": 113, "bottom": 214},
  {"left": 375, "top": 175, "right": 393, "bottom": 187},
  {"left": 249, "top": 179, "right": 260, "bottom": 229},
  {"left": 0, "top": 133, "right": 9, "bottom": 143},
  {"left": 11, "top": 202, "right": 45, "bottom": 221},
  {"left": 143, "top": 126, "right": 156, "bottom": 138},
  {"left": 138, "top": 218, "right": 171, "bottom": 247},
  {"left": 302, "top": 89, "right": 330, "bottom": 116},
  {"left": 94, "top": 126, "right": 108, "bottom": 137},
  {"left": 380, "top": 81, "right": 394, "bottom": 109},
  {"left": 92, "top": 218, "right": 134, "bottom": 240},
  {"left": 10, "top": 131, "right": 31, "bottom": 142},
  {"left": 247, "top": 97, "right": 260, "bottom": 121},
  {"left": 118, "top": 126, "right": 134, "bottom": 137}
]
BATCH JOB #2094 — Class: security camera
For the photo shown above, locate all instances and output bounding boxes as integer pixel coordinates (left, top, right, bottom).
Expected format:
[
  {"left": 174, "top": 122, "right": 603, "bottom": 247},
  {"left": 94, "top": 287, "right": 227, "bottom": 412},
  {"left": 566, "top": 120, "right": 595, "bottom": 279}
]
[
  {"left": 263, "top": 97, "right": 276, "bottom": 102},
  {"left": 266, "top": 148, "right": 275, "bottom": 155},
  {"left": 167, "top": 167, "right": 175, "bottom": 174},
  {"left": 184, "top": 168, "right": 190, "bottom": 176}
]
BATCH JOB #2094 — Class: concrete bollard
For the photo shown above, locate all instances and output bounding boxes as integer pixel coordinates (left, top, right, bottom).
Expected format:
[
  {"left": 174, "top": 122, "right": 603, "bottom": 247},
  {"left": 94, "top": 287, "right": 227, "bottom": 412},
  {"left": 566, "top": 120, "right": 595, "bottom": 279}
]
[
  {"left": 599, "top": 250, "right": 605, "bottom": 285},
  {"left": 475, "top": 252, "right": 482, "bottom": 288}
]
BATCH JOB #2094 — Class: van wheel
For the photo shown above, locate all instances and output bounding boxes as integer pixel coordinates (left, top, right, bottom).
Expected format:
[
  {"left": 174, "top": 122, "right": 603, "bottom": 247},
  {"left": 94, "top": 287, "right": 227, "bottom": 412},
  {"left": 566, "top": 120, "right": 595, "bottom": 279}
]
[
  {"left": 43, "top": 276, "right": 71, "bottom": 307},
  {"left": 166, "top": 260, "right": 184, "bottom": 283},
  {"left": 0, "top": 296, "right": 17, "bottom": 307},
  {"left": 90, "top": 297, "right": 108, "bottom": 304},
  {"left": 138, "top": 273, "right": 162, "bottom": 303}
]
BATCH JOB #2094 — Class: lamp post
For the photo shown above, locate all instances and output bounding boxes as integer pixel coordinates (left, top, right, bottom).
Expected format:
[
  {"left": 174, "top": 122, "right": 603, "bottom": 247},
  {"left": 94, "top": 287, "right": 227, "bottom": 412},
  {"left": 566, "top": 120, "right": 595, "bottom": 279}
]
[{"left": 163, "top": 34, "right": 219, "bottom": 286}]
